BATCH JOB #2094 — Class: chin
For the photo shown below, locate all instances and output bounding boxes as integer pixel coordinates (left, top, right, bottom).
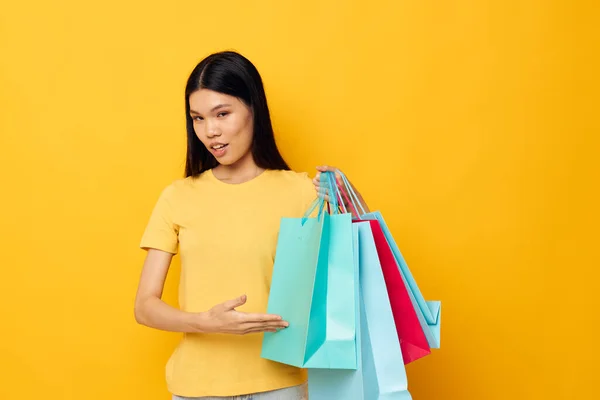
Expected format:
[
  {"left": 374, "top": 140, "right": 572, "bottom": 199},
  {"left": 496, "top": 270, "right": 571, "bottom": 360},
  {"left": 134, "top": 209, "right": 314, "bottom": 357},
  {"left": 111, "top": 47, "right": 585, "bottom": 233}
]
[
  {"left": 218, "top": 151, "right": 250, "bottom": 167},
  {"left": 216, "top": 156, "right": 240, "bottom": 166}
]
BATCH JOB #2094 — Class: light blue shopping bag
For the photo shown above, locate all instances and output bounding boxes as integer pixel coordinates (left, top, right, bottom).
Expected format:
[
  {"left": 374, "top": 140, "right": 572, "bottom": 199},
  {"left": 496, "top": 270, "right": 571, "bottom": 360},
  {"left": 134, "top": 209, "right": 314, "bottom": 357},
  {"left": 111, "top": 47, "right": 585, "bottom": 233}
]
[
  {"left": 363, "top": 211, "right": 442, "bottom": 349},
  {"left": 308, "top": 221, "right": 412, "bottom": 399},
  {"left": 261, "top": 173, "right": 357, "bottom": 369},
  {"left": 335, "top": 171, "right": 442, "bottom": 349}
]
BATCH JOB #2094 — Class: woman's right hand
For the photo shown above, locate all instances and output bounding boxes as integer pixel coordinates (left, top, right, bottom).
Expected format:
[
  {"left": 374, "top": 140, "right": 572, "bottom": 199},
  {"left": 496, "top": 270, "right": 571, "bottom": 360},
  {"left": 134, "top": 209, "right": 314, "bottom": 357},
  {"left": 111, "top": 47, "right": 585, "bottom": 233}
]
[{"left": 198, "top": 295, "right": 289, "bottom": 335}]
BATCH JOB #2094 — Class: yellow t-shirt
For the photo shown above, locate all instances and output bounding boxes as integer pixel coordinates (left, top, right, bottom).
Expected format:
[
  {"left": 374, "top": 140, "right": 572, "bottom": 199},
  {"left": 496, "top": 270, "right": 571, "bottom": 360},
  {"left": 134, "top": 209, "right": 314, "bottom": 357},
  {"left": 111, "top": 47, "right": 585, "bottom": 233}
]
[{"left": 139, "top": 168, "right": 317, "bottom": 397}]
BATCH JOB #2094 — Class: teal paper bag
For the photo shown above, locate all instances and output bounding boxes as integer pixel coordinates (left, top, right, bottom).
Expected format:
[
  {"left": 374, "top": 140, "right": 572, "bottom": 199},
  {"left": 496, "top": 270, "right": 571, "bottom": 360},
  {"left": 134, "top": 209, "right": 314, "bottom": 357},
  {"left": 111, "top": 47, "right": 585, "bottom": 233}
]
[
  {"left": 261, "top": 200, "right": 356, "bottom": 369},
  {"left": 308, "top": 222, "right": 412, "bottom": 399},
  {"left": 333, "top": 170, "right": 442, "bottom": 350}
]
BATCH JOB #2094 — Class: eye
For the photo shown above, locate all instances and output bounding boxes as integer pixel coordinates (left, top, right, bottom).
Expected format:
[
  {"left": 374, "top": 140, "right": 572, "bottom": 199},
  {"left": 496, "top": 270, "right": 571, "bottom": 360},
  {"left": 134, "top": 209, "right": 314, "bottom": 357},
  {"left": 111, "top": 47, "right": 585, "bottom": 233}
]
[
  {"left": 217, "top": 111, "right": 229, "bottom": 118},
  {"left": 192, "top": 116, "right": 203, "bottom": 121}
]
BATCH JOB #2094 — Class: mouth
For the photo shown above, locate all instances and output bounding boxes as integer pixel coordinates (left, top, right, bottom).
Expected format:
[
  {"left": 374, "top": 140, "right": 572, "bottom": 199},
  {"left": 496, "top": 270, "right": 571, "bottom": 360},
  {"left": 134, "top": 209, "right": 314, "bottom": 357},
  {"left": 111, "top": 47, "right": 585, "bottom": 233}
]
[{"left": 210, "top": 143, "right": 229, "bottom": 157}]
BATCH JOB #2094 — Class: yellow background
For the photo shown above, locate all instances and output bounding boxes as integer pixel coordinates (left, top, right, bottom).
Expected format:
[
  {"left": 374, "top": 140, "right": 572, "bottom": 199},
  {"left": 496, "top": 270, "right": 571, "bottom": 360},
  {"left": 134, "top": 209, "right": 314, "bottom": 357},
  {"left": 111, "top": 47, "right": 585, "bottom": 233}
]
[{"left": 1, "top": 1, "right": 598, "bottom": 399}]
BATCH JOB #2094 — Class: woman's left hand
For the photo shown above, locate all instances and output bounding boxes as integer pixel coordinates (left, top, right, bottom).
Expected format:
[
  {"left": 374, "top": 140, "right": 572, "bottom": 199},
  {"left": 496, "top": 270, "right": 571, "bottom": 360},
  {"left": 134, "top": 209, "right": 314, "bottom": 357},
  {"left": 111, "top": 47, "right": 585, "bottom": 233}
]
[{"left": 312, "top": 165, "right": 370, "bottom": 216}]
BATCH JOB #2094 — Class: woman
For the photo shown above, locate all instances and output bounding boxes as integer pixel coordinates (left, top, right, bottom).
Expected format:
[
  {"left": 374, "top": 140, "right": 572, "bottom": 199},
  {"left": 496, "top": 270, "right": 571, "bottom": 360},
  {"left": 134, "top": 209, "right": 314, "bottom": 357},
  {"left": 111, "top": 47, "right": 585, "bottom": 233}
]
[{"left": 134, "top": 51, "right": 369, "bottom": 400}]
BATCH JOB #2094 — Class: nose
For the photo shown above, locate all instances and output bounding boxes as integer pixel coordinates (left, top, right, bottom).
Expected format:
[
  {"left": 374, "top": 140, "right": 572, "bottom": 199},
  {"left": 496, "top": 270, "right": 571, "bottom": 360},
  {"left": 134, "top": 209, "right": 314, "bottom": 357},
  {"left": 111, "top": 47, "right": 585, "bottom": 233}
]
[{"left": 205, "top": 118, "right": 221, "bottom": 138}]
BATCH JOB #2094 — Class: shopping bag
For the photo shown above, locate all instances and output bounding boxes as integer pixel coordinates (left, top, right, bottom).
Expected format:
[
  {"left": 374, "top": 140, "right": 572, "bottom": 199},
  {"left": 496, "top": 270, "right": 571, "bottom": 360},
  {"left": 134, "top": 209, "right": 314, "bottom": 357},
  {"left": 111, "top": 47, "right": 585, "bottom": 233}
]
[
  {"left": 260, "top": 173, "right": 357, "bottom": 369},
  {"left": 308, "top": 221, "right": 412, "bottom": 400},
  {"left": 357, "top": 219, "right": 431, "bottom": 364},
  {"left": 363, "top": 211, "right": 442, "bottom": 349},
  {"left": 335, "top": 171, "right": 442, "bottom": 350}
]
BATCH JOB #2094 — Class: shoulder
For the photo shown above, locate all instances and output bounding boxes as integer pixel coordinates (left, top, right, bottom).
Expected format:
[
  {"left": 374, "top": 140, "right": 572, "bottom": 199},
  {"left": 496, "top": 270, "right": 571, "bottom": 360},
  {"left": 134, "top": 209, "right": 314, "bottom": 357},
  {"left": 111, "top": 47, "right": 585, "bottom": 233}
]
[
  {"left": 159, "top": 177, "right": 189, "bottom": 195},
  {"left": 264, "top": 169, "right": 314, "bottom": 195},
  {"left": 266, "top": 169, "right": 313, "bottom": 186},
  {"left": 266, "top": 169, "right": 317, "bottom": 210},
  {"left": 154, "top": 174, "right": 207, "bottom": 201}
]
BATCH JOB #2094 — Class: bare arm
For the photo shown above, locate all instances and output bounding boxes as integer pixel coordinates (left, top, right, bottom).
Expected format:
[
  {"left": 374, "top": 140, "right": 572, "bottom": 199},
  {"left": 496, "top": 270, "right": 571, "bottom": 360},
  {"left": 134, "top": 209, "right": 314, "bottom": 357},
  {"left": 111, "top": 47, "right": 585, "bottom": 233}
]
[
  {"left": 134, "top": 249, "right": 203, "bottom": 332},
  {"left": 134, "top": 249, "right": 289, "bottom": 334}
]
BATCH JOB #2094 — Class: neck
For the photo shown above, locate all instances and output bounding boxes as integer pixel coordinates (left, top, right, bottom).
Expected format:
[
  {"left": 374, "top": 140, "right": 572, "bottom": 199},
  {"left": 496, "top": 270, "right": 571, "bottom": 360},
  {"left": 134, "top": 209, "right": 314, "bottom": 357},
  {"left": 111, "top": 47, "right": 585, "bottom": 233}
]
[{"left": 212, "top": 152, "right": 265, "bottom": 184}]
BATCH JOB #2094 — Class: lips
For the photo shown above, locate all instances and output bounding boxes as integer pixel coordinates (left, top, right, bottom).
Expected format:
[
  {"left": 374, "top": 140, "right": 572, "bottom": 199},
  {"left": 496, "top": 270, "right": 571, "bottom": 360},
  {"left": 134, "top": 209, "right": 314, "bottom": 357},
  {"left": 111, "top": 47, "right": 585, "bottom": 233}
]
[{"left": 210, "top": 143, "right": 229, "bottom": 157}]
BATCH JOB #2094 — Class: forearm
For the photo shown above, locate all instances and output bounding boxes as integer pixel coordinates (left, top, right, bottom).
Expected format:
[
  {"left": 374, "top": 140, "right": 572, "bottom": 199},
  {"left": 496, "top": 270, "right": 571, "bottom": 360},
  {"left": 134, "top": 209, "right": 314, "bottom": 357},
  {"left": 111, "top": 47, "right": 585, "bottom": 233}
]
[
  {"left": 135, "top": 296, "right": 207, "bottom": 333},
  {"left": 348, "top": 183, "right": 370, "bottom": 215},
  {"left": 356, "top": 192, "right": 370, "bottom": 214}
]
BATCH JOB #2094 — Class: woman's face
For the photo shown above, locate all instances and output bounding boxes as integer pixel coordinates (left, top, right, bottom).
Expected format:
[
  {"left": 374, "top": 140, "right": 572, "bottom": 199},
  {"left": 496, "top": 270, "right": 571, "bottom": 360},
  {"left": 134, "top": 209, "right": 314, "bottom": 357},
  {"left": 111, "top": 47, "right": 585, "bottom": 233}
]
[{"left": 189, "top": 89, "right": 254, "bottom": 167}]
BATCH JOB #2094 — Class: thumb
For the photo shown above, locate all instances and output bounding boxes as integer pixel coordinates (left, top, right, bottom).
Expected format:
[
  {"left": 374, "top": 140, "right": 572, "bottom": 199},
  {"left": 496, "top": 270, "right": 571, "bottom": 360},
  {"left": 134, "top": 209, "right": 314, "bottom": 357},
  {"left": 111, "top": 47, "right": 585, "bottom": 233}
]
[{"left": 223, "top": 294, "right": 247, "bottom": 310}]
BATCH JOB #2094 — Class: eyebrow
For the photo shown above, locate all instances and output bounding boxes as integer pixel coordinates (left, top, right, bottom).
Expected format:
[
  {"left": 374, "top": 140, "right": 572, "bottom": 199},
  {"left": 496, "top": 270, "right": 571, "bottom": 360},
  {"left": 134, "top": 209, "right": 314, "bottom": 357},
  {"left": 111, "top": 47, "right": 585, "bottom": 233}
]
[{"left": 189, "top": 104, "right": 232, "bottom": 115}]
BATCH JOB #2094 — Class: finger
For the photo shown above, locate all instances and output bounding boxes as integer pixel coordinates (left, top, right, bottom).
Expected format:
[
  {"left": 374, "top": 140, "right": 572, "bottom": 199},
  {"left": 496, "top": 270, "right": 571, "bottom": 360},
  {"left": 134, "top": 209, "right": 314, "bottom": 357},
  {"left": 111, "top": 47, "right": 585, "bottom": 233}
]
[
  {"left": 316, "top": 165, "right": 337, "bottom": 172},
  {"left": 314, "top": 177, "right": 330, "bottom": 188},
  {"left": 251, "top": 328, "right": 278, "bottom": 334},
  {"left": 241, "top": 312, "right": 284, "bottom": 322},
  {"left": 316, "top": 185, "right": 333, "bottom": 199},
  {"left": 243, "top": 320, "right": 289, "bottom": 330},
  {"left": 317, "top": 191, "right": 330, "bottom": 201},
  {"left": 241, "top": 322, "right": 289, "bottom": 334},
  {"left": 315, "top": 168, "right": 342, "bottom": 189},
  {"left": 241, "top": 327, "right": 279, "bottom": 335},
  {"left": 222, "top": 294, "right": 247, "bottom": 311},
  {"left": 315, "top": 173, "right": 327, "bottom": 186}
]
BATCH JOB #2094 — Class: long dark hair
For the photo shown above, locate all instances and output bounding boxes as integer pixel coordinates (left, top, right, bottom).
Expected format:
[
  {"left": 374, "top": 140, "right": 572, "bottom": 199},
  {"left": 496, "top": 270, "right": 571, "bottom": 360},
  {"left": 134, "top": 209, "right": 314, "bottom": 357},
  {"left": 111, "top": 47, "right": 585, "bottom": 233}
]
[{"left": 184, "top": 51, "right": 290, "bottom": 177}]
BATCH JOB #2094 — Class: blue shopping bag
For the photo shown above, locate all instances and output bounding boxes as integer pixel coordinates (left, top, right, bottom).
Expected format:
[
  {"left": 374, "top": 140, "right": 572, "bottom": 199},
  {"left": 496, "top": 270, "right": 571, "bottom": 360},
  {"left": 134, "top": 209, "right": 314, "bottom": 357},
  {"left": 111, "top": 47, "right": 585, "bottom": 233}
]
[
  {"left": 308, "top": 221, "right": 412, "bottom": 399},
  {"left": 336, "top": 171, "right": 442, "bottom": 349},
  {"left": 261, "top": 173, "right": 357, "bottom": 369}
]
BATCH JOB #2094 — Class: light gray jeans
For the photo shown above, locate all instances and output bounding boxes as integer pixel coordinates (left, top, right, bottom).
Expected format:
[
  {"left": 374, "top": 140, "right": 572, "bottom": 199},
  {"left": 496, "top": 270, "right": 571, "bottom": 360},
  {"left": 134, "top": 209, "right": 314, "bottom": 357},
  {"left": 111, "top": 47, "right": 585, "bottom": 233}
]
[{"left": 172, "top": 383, "right": 308, "bottom": 400}]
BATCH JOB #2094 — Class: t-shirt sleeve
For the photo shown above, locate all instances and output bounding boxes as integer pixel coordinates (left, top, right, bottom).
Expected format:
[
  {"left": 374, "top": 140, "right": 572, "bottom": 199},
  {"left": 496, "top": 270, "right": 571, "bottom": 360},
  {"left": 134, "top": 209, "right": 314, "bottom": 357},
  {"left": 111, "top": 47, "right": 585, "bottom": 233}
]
[{"left": 139, "top": 184, "right": 179, "bottom": 254}]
